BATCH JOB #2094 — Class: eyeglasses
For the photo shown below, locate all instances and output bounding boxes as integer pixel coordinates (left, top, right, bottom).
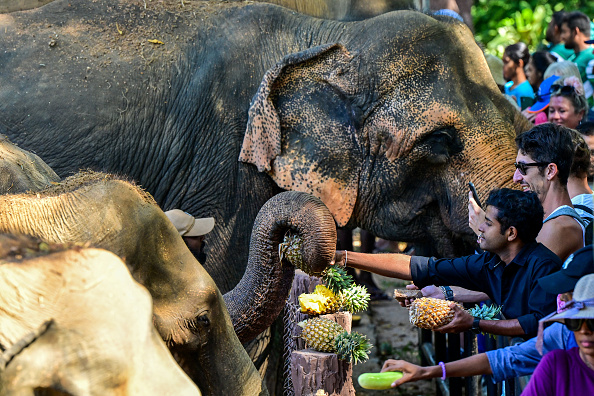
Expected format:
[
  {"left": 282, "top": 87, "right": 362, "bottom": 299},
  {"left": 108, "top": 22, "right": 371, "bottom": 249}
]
[
  {"left": 514, "top": 162, "right": 549, "bottom": 175},
  {"left": 533, "top": 84, "right": 577, "bottom": 103},
  {"left": 549, "top": 84, "right": 577, "bottom": 96},
  {"left": 564, "top": 318, "right": 594, "bottom": 331}
]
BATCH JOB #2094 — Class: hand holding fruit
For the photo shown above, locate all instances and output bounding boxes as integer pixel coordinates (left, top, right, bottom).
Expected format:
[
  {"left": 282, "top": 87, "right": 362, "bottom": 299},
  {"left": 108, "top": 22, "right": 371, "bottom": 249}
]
[
  {"left": 331, "top": 250, "right": 347, "bottom": 267},
  {"left": 380, "top": 359, "right": 424, "bottom": 387},
  {"left": 435, "top": 303, "right": 474, "bottom": 334}
]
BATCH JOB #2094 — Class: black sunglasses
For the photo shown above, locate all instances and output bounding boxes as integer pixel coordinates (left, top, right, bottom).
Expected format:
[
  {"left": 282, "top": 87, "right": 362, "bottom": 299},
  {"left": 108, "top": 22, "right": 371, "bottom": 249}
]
[
  {"left": 514, "top": 162, "right": 549, "bottom": 176},
  {"left": 565, "top": 318, "right": 594, "bottom": 332},
  {"left": 533, "top": 84, "right": 577, "bottom": 103}
]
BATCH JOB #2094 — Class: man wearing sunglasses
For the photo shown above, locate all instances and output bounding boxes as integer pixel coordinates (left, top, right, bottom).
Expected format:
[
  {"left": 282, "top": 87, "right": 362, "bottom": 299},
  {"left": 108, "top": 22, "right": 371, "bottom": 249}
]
[{"left": 513, "top": 124, "right": 586, "bottom": 261}]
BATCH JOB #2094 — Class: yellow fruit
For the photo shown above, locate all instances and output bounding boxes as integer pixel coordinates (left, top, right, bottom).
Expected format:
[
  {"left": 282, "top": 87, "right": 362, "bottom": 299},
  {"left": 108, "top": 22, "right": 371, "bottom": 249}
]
[
  {"left": 298, "top": 285, "right": 341, "bottom": 315},
  {"left": 299, "top": 317, "right": 345, "bottom": 352},
  {"left": 409, "top": 297, "right": 462, "bottom": 330}
]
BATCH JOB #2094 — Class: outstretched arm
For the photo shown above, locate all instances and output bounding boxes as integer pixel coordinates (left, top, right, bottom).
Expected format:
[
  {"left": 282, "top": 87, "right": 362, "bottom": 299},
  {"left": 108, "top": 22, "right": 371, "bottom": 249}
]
[
  {"left": 333, "top": 251, "right": 412, "bottom": 280},
  {"left": 435, "top": 304, "right": 525, "bottom": 337},
  {"left": 381, "top": 353, "right": 492, "bottom": 387}
]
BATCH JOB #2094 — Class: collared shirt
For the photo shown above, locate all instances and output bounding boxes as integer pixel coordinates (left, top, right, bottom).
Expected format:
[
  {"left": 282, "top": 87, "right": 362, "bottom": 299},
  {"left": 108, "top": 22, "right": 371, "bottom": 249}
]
[
  {"left": 486, "top": 322, "right": 577, "bottom": 383},
  {"left": 410, "top": 242, "right": 562, "bottom": 338}
]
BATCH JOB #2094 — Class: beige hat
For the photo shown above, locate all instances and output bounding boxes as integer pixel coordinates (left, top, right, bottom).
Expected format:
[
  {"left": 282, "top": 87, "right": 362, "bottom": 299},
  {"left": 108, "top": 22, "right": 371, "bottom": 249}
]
[
  {"left": 485, "top": 54, "right": 505, "bottom": 87},
  {"left": 164, "top": 209, "right": 215, "bottom": 237}
]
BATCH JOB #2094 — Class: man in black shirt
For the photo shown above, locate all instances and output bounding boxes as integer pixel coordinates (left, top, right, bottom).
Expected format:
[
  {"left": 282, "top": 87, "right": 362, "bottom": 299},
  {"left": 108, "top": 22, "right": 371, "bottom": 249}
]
[{"left": 334, "top": 188, "right": 561, "bottom": 338}]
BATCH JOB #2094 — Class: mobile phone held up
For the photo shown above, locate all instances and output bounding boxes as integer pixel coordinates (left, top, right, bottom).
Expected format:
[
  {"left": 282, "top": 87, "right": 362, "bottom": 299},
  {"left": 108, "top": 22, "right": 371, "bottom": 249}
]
[{"left": 468, "top": 182, "right": 482, "bottom": 209}]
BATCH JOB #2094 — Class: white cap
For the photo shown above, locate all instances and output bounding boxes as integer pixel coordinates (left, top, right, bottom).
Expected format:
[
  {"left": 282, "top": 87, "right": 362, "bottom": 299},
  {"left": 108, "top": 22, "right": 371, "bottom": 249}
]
[{"left": 164, "top": 209, "right": 215, "bottom": 237}]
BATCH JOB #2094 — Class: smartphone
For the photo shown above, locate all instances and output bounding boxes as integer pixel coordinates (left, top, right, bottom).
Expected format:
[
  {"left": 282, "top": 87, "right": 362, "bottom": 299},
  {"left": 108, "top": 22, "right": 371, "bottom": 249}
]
[{"left": 468, "top": 182, "right": 482, "bottom": 209}]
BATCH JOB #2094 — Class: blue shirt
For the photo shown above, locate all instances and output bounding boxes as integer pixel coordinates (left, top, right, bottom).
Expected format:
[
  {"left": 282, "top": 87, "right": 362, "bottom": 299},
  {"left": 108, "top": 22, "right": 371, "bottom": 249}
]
[
  {"left": 410, "top": 242, "right": 561, "bottom": 338},
  {"left": 486, "top": 322, "right": 577, "bottom": 383},
  {"left": 505, "top": 80, "right": 534, "bottom": 108}
]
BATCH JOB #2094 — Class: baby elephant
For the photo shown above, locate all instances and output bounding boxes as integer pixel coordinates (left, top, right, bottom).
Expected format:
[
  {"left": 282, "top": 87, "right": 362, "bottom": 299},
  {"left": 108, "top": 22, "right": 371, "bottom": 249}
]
[{"left": 0, "top": 234, "right": 200, "bottom": 396}]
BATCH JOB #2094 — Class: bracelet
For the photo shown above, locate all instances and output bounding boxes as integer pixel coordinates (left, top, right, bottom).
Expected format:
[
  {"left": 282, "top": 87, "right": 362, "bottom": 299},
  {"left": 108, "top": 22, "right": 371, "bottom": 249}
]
[
  {"left": 344, "top": 250, "right": 348, "bottom": 267},
  {"left": 438, "top": 361, "right": 446, "bottom": 380},
  {"left": 439, "top": 286, "right": 454, "bottom": 301}
]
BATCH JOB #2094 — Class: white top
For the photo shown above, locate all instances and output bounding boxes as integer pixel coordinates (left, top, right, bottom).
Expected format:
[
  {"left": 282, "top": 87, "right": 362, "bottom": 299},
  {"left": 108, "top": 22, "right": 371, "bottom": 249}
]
[{"left": 571, "top": 193, "right": 594, "bottom": 224}]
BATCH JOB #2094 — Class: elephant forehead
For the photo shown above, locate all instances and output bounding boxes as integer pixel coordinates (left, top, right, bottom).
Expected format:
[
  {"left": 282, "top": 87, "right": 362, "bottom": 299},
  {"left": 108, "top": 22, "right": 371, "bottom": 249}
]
[{"left": 366, "top": 100, "right": 464, "bottom": 161}]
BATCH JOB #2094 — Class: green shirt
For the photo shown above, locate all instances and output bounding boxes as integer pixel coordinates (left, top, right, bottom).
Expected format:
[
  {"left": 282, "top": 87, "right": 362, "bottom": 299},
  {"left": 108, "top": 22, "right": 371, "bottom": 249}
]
[
  {"left": 569, "top": 47, "right": 594, "bottom": 111},
  {"left": 547, "top": 43, "right": 574, "bottom": 61}
]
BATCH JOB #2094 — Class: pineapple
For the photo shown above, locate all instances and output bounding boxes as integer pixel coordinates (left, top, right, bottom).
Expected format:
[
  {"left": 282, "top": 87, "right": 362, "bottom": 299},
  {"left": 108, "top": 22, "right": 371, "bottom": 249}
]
[
  {"left": 299, "top": 285, "right": 342, "bottom": 315},
  {"left": 278, "top": 232, "right": 305, "bottom": 271},
  {"left": 298, "top": 317, "right": 372, "bottom": 364},
  {"left": 409, "top": 297, "right": 502, "bottom": 332},
  {"left": 321, "top": 265, "right": 354, "bottom": 295},
  {"left": 339, "top": 284, "right": 370, "bottom": 313}
]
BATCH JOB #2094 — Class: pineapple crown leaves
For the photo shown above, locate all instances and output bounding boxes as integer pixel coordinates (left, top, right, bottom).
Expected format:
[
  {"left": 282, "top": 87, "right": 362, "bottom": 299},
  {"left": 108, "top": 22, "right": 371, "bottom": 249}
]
[
  {"left": 339, "top": 284, "right": 370, "bottom": 313},
  {"left": 321, "top": 265, "right": 354, "bottom": 295},
  {"left": 467, "top": 304, "right": 503, "bottom": 320},
  {"left": 334, "top": 331, "right": 373, "bottom": 365}
]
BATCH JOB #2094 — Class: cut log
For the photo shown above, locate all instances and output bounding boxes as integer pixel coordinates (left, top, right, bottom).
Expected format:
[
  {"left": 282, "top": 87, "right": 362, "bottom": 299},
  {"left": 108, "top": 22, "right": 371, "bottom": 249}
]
[{"left": 291, "top": 349, "right": 355, "bottom": 396}]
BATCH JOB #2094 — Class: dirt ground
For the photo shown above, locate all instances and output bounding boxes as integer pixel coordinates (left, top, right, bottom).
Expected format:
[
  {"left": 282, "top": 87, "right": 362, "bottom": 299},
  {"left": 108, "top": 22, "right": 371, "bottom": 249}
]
[{"left": 351, "top": 272, "right": 437, "bottom": 396}]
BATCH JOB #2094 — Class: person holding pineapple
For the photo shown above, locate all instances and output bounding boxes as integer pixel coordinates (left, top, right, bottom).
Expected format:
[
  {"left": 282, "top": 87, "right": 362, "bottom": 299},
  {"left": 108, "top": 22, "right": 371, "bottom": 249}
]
[
  {"left": 377, "top": 245, "right": 593, "bottom": 389},
  {"left": 333, "top": 188, "right": 561, "bottom": 339}
]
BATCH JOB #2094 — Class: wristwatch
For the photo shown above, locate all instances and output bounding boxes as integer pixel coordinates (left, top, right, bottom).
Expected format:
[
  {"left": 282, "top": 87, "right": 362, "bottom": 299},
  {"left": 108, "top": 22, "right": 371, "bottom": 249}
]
[
  {"left": 471, "top": 317, "right": 481, "bottom": 334},
  {"left": 439, "top": 286, "right": 455, "bottom": 301}
]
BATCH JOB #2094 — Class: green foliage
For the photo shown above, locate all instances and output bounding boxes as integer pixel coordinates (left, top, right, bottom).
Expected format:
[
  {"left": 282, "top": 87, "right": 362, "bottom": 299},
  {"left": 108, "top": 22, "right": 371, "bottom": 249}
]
[{"left": 472, "top": 1, "right": 594, "bottom": 58}]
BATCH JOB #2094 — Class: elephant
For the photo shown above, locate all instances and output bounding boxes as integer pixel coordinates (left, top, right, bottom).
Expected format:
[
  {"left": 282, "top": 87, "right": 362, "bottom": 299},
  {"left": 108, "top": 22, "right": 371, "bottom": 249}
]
[
  {"left": 0, "top": 135, "right": 59, "bottom": 194},
  {"left": 0, "top": 0, "right": 532, "bottom": 297},
  {"left": 0, "top": 234, "right": 201, "bottom": 396},
  {"left": 0, "top": 0, "right": 415, "bottom": 20},
  {"left": 0, "top": 172, "right": 337, "bottom": 395}
]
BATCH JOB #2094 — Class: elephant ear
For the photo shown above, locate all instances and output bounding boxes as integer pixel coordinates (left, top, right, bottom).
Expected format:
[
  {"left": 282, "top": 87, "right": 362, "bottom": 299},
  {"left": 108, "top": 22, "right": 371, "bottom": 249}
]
[{"left": 239, "top": 44, "right": 362, "bottom": 226}]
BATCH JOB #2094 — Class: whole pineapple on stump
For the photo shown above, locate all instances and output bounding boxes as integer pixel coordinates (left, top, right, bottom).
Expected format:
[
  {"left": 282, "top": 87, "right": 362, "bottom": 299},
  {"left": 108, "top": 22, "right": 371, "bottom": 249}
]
[
  {"left": 292, "top": 317, "right": 371, "bottom": 396},
  {"left": 409, "top": 297, "right": 502, "bottom": 335}
]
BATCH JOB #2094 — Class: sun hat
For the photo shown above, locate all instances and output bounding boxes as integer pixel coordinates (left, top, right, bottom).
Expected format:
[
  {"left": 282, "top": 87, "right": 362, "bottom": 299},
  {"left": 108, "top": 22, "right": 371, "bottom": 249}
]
[
  {"left": 538, "top": 245, "right": 594, "bottom": 294},
  {"left": 485, "top": 54, "right": 505, "bottom": 87},
  {"left": 527, "top": 74, "right": 560, "bottom": 113},
  {"left": 536, "top": 273, "right": 594, "bottom": 353},
  {"left": 540, "top": 273, "right": 594, "bottom": 324},
  {"left": 164, "top": 209, "right": 215, "bottom": 237}
]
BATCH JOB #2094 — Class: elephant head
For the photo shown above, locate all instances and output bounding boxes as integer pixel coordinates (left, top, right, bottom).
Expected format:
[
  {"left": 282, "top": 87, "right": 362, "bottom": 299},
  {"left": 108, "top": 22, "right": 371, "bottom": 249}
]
[
  {"left": 240, "top": 14, "right": 532, "bottom": 256},
  {"left": 0, "top": 135, "right": 60, "bottom": 194},
  {"left": 0, "top": 234, "right": 200, "bottom": 396},
  {"left": 0, "top": 172, "right": 337, "bottom": 395}
]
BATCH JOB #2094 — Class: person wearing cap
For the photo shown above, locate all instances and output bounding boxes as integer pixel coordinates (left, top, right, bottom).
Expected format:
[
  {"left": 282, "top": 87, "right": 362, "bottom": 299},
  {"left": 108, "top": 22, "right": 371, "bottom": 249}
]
[
  {"left": 164, "top": 209, "right": 215, "bottom": 262},
  {"left": 521, "top": 272, "right": 594, "bottom": 395},
  {"left": 523, "top": 74, "right": 561, "bottom": 124},
  {"left": 376, "top": 245, "right": 593, "bottom": 389}
]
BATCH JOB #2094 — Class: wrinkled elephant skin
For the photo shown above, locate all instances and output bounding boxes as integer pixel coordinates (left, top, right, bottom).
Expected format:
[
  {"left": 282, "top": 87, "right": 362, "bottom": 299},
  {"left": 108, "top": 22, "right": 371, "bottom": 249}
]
[
  {"left": 0, "top": 235, "right": 201, "bottom": 396},
  {"left": 0, "top": 0, "right": 529, "bottom": 296}
]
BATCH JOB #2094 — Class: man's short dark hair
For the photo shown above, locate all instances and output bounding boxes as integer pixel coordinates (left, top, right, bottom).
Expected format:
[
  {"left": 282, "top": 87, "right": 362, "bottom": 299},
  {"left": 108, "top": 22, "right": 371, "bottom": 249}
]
[
  {"left": 485, "top": 189, "right": 543, "bottom": 243},
  {"left": 570, "top": 131, "right": 590, "bottom": 178},
  {"left": 515, "top": 123, "right": 575, "bottom": 186},
  {"left": 562, "top": 11, "right": 591, "bottom": 38}
]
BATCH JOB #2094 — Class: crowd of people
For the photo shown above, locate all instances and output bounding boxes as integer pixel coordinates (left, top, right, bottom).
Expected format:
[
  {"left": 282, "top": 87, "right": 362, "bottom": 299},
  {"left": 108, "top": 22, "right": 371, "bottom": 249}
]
[{"left": 331, "top": 10, "right": 594, "bottom": 394}]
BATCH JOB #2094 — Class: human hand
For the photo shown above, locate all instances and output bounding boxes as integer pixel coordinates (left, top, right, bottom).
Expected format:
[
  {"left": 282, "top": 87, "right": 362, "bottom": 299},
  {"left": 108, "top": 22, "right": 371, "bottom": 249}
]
[
  {"left": 331, "top": 250, "right": 347, "bottom": 268},
  {"left": 435, "top": 303, "right": 473, "bottom": 334},
  {"left": 420, "top": 285, "right": 445, "bottom": 300},
  {"left": 395, "top": 284, "right": 419, "bottom": 307},
  {"left": 468, "top": 191, "right": 485, "bottom": 236},
  {"left": 381, "top": 359, "right": 426, "bottom": 387}
]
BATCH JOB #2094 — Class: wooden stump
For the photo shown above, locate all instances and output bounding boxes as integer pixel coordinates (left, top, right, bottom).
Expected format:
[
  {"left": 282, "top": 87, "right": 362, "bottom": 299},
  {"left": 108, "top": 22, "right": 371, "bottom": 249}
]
[{"left": 291, "top": 349, "right": 355, "bottom": 396}]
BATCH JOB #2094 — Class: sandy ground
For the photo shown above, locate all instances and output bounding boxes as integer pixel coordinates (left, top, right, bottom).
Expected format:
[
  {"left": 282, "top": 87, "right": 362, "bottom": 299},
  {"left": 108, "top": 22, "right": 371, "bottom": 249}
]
[{"left": 351, "top": 273, "right": 437, "bottom": 396}]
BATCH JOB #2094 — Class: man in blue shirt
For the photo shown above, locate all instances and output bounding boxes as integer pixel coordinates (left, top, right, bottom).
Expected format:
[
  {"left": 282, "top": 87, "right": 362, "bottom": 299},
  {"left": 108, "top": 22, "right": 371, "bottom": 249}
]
[
  {"left": 335, "top": 188, "right": 561, "bottom": 339},
  {"left": 377, "top": 244, "right": 592, "bottom": 387}
]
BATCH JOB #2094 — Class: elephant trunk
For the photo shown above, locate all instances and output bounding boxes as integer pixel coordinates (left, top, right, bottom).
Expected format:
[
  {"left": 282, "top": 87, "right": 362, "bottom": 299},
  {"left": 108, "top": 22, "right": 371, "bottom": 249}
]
[{"left": 223, "top": 191, "right": 337, "bottom": 343}]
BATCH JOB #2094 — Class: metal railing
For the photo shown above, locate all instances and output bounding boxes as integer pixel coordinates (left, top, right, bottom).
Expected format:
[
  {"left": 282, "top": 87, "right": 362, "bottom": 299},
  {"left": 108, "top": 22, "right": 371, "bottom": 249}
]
[{"left": 418, "top": 329, "right": 525, "bottom": 396}]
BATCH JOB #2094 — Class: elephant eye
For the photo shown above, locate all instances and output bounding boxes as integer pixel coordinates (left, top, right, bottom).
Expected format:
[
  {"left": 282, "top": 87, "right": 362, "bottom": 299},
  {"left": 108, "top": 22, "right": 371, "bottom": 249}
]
[
  {"left": 189, "top": 314, "right": 211, "bottom": 332},
  {"left": 418, "top": 128, "right": 462, "bottom": 165}
]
